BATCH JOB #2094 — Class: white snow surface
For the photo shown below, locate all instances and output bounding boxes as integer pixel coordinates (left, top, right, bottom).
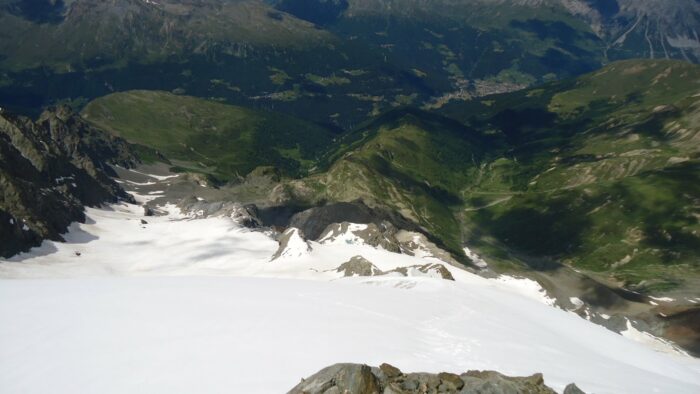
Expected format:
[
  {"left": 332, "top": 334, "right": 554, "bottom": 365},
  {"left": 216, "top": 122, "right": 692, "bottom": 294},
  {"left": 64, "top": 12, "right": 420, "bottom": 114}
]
[
  {"left": 491, "top": 275, "right": 557, "bottom": 306},
  {"left": 1, "top": 203, "right": 699, "bottom": 394},
  {"left": 649, "top": 296, "right": 676, "bottom": 302},
  {"left": 463, "top": 245, "right": 488, "bottom": 268}
]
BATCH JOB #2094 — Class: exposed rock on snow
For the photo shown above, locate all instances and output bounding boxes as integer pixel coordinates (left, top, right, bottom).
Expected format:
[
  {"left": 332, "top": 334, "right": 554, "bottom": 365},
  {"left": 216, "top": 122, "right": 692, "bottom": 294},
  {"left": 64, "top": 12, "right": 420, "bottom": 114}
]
[
  {"left": 396, "top": 231, "right": 461, "bottom": 267},
  {"left": 385, "top": 263, "right": 455, "bottom": 281},
  {"left": 318, "top": 221, "right": 463, "bottom": 269},
  {"left": 336, "top": 256, "right": 383, "bottom": 277},
  {"left": 0, "top": 105, "right": 136, "bottom": 257},
  {"left": 272, "top": 228, "right": 312, "bottom": 260},
  {"left": 288, "top": 201, "right": 419, "bottom": 241},
  {"left": 335, "top": 256, "right": 454, "bottom": 281},
  {"left": 289, "top": 364, "right": 380, "bottom": 394},
  {"left": 319, "top": 221, "right": 401, "bottom": 252},
  {"left": 289, "top": 363, "right": 575, "bottom": 394},
  {"left": 178, "top": 198, "right": 262, "bottom": 228},
  {"left": 2, "top": 203, "right": 700, "bottom": 394},
  {"left": 564, "top": 383, "right": 586, "bottom": 394}
]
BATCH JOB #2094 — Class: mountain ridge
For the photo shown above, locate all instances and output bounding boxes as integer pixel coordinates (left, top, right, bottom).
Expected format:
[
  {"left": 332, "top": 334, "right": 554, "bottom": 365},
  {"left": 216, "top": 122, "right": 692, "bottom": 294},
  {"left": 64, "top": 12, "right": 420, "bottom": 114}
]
[{"left": 0, "top": 105, "right": 136, "bottom": 257}]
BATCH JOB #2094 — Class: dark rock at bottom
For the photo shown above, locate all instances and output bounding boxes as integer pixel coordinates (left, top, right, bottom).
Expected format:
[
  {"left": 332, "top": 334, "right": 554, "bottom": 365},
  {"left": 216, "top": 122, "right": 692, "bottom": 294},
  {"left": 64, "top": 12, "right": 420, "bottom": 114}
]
[{"left": 288, "top": 363, "right": 585, "bottom": 394}]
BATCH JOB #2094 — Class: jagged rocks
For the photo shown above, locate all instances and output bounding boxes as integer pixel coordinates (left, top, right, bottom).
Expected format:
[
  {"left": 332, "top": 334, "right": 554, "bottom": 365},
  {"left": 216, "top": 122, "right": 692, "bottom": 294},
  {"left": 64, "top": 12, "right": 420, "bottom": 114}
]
[
  {"left": 271, "top": 228, "right": 312, "bottom": 260},
  {"left": 336, "top": 256, "right": 383, "bottom": 277},
  {"left": 289, "top": 364, "right": 381, "bottom": 394},
  {"left": 461, "top": 371, "right": 555, "bottom": 394},
  {"left": 0, "top": 106, "right": 136, "bottom": 257},
  {"left": 318, "top": 222, "right": 461, "bottom": 269},
  {"left": 319, "top": 222, "right": 400, "bottom": 252},
  {"left": 387, "top": 263, "right": 455, "bottom": 281},
  {"left": 288, "top": 201, "right": 419, "bottom": 241},
  {"left": 177, "top": 199, "right": 263, "bottom": 228},
  {"left": 563, "top": 383, "right": 586, "bottom": 394},
  {"left": 395, "top": 231, "right": 462, "bottom": 267},
  {"left": 335, "top": 255, "right": 455, "bottom": 281},
  {"left": 289, "top": 363, "right": 582, "bottom": 394}
]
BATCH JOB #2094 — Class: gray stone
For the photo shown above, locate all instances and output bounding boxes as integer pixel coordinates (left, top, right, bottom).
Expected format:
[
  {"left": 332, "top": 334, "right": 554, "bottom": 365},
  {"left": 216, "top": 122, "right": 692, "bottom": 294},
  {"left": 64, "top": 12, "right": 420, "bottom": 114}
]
[
  {"left": 563, "top": 383, "right": 586, "bottom": 394},
  {"left": 379, "top": 363, "right": 403, "bottom": 379},
  {"left": 336, "top": 256, "right": 383, "bottom": 277},
  {"left": 289, "top": 201, "right": 419, "bottom": 241},
  {"left": 290, "top": 363, "right": 577, "bottom": 394},
  {"left": 460, "top": 371, "right": 557, "bottom": 394},
  {"left": 438, "top": 372, "right": 464, "bottom": 391},
  {"left": 288, "top": 363, "right": 381, "bottom": 394}
]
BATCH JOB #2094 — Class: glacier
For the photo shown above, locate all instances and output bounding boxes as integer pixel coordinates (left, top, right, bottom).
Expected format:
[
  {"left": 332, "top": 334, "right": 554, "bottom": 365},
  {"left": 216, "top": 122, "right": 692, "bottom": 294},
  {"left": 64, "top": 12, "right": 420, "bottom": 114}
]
[{"left": 0, "top": 202, "right": 699, "bottom": 394}]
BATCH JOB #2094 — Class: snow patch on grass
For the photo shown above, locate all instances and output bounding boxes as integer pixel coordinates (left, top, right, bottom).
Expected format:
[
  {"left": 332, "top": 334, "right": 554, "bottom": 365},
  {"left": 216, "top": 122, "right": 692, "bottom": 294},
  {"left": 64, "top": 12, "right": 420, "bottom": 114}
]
[
  {"left": 621, "top": 319, "right": 688, "bottom": 357},
  {"left": 491, "top": 275, "right": 556, "bottom": 306},
  {"left": 463, "top": 246, "right": 488, "bottom": 268},
  {"left": 649, "top": 296, "right": 675, "bottom": 302}
]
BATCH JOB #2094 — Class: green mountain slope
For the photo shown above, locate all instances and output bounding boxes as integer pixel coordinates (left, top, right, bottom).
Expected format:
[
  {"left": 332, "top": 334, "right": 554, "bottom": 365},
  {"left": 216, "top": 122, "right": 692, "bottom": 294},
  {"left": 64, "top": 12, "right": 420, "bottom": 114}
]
[
  {"left": 82, "top": 91, "right": 337, "bottom": 180},
  {"left": 80, "top": 59, "right": 700, "bottom": 293},
  {"left": 286, "top": 59, "right": 700, "bottom": 291},
  {"left": 0, "top": 0, "right": 331, "bottom": 72},
  {"left": 286, "top": 109, "right": 486, "bottom": 255},
  {"left": 3, "top": 0, "right": 698, "bottom": 129},
  {"left": 437, "top": 59, "right": 700, "bottom": 291}
]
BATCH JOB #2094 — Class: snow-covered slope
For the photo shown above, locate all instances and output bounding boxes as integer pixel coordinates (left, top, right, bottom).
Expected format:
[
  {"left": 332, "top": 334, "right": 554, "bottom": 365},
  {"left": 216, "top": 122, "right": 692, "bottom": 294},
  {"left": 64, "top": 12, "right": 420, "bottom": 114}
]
[{"left": 1, "top": 202, "right": 699, "bottom": 394}]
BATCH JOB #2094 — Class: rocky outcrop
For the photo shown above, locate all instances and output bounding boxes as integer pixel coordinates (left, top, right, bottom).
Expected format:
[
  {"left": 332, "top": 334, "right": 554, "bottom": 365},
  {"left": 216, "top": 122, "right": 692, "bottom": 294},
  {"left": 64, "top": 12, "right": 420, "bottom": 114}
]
[
  {"left": 177, "top": 198, "right": 263, "bottom": 228},
  {"left": 289, "top": 363, "right": 584, "bottom": 394},
  {"left": 290, "top": 364, "right": 381, "bottom": 394},
  {"left": 318, "top": 221, "right": 463, "bottom": 269},
  {"left": 0, "top": 106, "right": 136, "bottom": 257},
  {"left": 563, "top": 383, "right": 586, "bottom": 394},
  {"left": 394, "top": 231, "right": 462, "bottom": 267},
  {"left": 336, "top": 256, "right": 383, "bottom": 277},
  {"left": 271, "top": 228, "right": 312, "bottom": 260},
  {"left": 335, "top": 256, "right": 455, "bottom": 281},
  {"left": 386, "top": 263, "right": 455, "bottom": 281},
  {"left": 288, "top": 201, "right": 419, "bottom": 241},
  {"left": 319, "top": 221, "right": 401, "bottom": 252}
]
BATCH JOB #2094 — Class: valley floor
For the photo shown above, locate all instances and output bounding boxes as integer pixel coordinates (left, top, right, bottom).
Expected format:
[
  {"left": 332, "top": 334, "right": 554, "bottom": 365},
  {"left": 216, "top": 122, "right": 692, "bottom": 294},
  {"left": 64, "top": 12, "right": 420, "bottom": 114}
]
[{"left": 1, "top": 201, "right": 699, "bottom": 393}]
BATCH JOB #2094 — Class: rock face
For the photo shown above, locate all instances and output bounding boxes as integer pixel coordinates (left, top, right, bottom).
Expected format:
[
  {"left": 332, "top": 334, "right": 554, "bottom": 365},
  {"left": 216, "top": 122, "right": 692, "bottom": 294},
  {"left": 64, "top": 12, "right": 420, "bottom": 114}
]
[
  {"left": 271, "top": 228, "right": 312, "bottom": 260},
  {"left": 0, "top": 106, "right": 136, "bottom": 257},
  {"left": 563, "top": 383, "right": 586, "bottom": 394},
  {"left": 386, "top": 263, "right": 455, "bottom": 281},
  {"left": 318, "top": 221, "right": 464, "bottom": 270},
  {"left": 336, "top": 256, "right": 383, "bottom": 277},
  {"left": 177, "top": 198, "right": 263, "bottom": 228},
  {"left": 319, "top": 221, "right": 401, "bottom": 252},
  {"left": 288, "top": 201, "right": 419, "bottom": 241},
  {"left": 289, "top": 364, "right": 380, "bottom": 394},
  {"left": 288, "top": 363, "right": 583, "bottom": 394},
  {"left": 335, "top": 255, "right": 455, "bottom": 281}
]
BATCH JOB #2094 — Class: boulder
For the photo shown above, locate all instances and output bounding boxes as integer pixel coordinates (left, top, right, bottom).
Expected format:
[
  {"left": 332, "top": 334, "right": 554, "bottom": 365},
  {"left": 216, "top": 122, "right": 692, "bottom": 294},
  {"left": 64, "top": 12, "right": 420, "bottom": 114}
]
[
  {"left": 563, "top": 383, "right": 586, "bottom": 394},
  {"left": 288, "top": 363, "right": 380, "bottom": 394},
  {"left": 385, "top": 263, "right": 455, "bottom": 281},
  {"left": 336, "top": 256, "right": 383, "bottom": 277},
  {"left": 461, "top": 371, "right": 556, "bottom": 394},
  {"left": 319, "top": 221, "right": 400, "bottom": 252},
  {"left": 289, "top": 364, "right": 581, "bottom": 394}
]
